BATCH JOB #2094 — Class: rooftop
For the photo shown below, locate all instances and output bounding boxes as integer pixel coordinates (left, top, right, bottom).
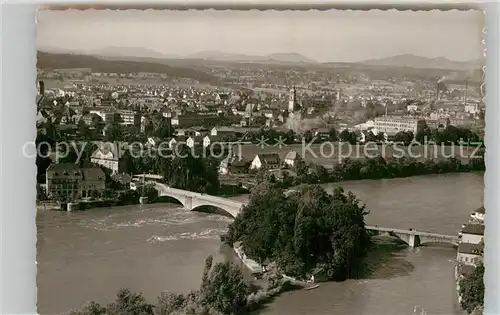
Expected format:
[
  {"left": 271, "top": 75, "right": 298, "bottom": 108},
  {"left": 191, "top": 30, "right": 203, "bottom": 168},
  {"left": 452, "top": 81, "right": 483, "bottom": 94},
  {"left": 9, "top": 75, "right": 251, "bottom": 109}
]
[
  {"left": 81, "top": 167, "right": 105, "bottom": 181},
  {"left": 474, "top": 206, "right": 485, "bottom": 214},
  {"left": 461, "top": 223, "right": 485, "bottom": 236},
  {"left": 46, "top": 163, "right": 81, "bottom": 177},
  {"left": 284, "top": 150, "right": 300, "bottom": 160},
  {"left": 458, "top": 242, "right": 484, "bottom": 255},
  {"left": 256, "top": 153, "right": 281, "bottom": 164}
]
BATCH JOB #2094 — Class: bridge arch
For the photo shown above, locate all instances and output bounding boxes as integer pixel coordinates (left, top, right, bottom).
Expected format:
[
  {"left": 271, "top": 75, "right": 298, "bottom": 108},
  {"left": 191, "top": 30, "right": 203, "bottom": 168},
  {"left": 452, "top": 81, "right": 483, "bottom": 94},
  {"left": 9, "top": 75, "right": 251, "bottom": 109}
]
[
  {"left": 417, "top": 236, "right": 459, "bottom": 247},
  {"left": 154, "top": 183, "right": 243, "bottom": 218},
  {"left": 190, "top": 204, "right": 239, "bottom": 219},
  {"left": 367, "top": 226, "right": 460, "bottom": 248}
]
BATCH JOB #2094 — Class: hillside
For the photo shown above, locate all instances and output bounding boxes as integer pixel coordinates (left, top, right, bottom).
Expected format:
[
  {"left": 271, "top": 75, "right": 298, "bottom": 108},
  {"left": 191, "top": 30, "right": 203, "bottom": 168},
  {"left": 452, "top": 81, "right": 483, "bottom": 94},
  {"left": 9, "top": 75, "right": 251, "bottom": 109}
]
[
  {"left": 361, "top": 54, "right": 483, "bottom": 71},
  {"left": 37, "top": 51, "right": 218, "bottom": 83}
]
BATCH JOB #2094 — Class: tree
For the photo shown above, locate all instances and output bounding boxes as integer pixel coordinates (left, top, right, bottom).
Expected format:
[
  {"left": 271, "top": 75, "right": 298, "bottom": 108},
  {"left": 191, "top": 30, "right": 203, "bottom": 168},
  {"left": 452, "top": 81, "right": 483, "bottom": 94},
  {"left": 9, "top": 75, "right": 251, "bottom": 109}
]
[
  {"left": 339, "top": 129, "right": 356, "bottom": 144},
  {"left": 225, "top": 184, "right": 371, "bottom": 281},
  {"left": 328, "top": 127, "right": 338, "bottom": 141},
  {"left": 67, "top": 301, "right": 107, "bottom": 315},
  {"left": 166, "top": 146, "right": 220, "bottom": 194},
  {"left": 459, "top": 264, "right": 484, "bottom": 314},
  {"left": 106, "top": 288, "right": 155, "bottom": 315},
  {"left": 143, "top": 184, "right": 159, "bottom": 201},
  {"left": 201, "top": 255, "right": 214, "bottom": 291},
  {"left": 284, "top": 129, "right": 296, "bottom": 144},
  {"left": 415, "top": 120, "right": 431, "bottom": 144},
  {"left": 69, "top": 289, "right": 154, "bottom": 315},
  {"left": 156, "top": 292, "right": 187, "bottom": 315},
  {"left": 294, "top": 157, "right": 309, "bottom": 179},
  {"left": 303, "top": 130, "right": 314, "bottom": 143},
  {"left": 200, "top": 262, "right": 249, "bottom": 315},
  {"left": 103, "top": 121, "right": 123, "bottom": 142},
  {"left": 394, "top": 131, "right": 414, "bottom": 145}
]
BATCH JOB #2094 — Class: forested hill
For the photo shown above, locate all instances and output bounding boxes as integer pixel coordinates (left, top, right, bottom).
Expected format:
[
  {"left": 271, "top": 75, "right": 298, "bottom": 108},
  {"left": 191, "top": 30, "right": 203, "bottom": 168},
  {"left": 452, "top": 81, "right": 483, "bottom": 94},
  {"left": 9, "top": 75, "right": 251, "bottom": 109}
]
[{"left": 37, "top": 51, "right": 219, "bottom": 83}]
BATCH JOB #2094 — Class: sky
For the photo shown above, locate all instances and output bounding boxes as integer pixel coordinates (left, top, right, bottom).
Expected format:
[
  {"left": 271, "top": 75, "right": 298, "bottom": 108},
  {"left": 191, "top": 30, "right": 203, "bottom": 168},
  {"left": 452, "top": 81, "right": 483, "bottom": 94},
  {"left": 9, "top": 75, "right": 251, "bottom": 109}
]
[{"left": 37, "top": 9, "right": 484, "bottom": 63}]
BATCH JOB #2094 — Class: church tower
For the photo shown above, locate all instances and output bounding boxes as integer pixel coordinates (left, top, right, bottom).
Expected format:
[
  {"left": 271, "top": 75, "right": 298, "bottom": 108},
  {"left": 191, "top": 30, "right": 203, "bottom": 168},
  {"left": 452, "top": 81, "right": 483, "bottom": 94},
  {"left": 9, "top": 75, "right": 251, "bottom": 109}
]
[{"left": 288, "top": 86, "right": 296, "bottom": 113}]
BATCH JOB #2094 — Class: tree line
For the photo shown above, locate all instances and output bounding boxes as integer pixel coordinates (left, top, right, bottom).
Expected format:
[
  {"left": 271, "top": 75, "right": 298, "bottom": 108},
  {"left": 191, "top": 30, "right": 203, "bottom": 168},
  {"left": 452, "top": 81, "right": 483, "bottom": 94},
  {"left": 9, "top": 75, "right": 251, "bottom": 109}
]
[
  {"left": 122, "top": 145, "right": 221, "bottom": 194},
  {"left": 459, "top": 264, "right": 484, "bottom": 315},
  {"left": 225, "top": 184, "right": 371, "bottom": 281},
  {"left": 259, "top": 154, "right": 485, "bottom": 190}
]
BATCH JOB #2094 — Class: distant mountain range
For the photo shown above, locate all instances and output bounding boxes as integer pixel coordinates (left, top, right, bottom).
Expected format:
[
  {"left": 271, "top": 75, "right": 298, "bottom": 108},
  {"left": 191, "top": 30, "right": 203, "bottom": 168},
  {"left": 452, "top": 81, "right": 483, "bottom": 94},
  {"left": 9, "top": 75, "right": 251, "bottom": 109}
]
[
  {"left": 37, "top": 51, "right": 219, "bottom": 83},
  {"left": 185, "top": 50, "right": 318, "bottom": 64},
  {"left": 38, "top": 47, "right": 483, "bottom": 70},
  {"left": 92, "top": 46, "right": 182, "bottom": 60},
  {"left": 39, "top": 47, "right": 319, "bottom": 64},
  {"left": 360, "top": 54, "right": 484, "bottom": 71}
]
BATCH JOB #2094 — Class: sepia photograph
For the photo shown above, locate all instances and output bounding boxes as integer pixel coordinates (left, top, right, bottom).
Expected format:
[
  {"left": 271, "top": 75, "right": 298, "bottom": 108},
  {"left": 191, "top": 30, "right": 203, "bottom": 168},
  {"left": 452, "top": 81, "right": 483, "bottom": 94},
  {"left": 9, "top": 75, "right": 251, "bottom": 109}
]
[{"left": 35, "top": 8, "right": 485, "bottom": 315}]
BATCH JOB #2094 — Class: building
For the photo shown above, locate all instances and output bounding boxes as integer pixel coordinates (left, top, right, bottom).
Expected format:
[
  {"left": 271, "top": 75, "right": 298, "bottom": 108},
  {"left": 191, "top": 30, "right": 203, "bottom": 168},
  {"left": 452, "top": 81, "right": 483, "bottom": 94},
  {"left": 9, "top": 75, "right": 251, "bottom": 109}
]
[
  {"left": 456, "top": 241, "right": 484, "bottom": 266},
  {"left": 288, "top": 86, "right": 297, "bottom": 113},
  {"left": 171, "top": 114, "right": 220, "bottom": 128},
  {"left": 166, "top": 137, "right": 178, "bottom": 150},
  {"left": 203, "top": 135, "right": 223, "bottom": 148},
  {"left": 186, "top": 136, "right": 203, "bottom": 148},
  {"left": 117, "top": 110, "right": 141, "bottom": 126},
  {"left": 407, "top": 104, "right": 419, "bottom": 112},
  {"left": 250, "top": 153, "right": 281, "bottom": 170},
  {"left": 373, "top": 116, "right": 420, "bottom": 136},
  {"left": 219, "top": 154, "right": 249, "bottom": 174},
  {"left": 470, "top": 206, "right": 485, "bottom": 222},
  {"left": 448, "top": 118, "right": 476, "bottom": 128},
  {"left": 45, "top": 163, "right": 82, "bottom": 200},
  {"left": 284, "top": 150, "right": 301, "bottom": 168},
  {"left": 216, "top": 93, "right": 230, "bottom": 104},
  {"left": 356, "top": 130, "right": 367, "bottom": 143},
  {"left": 314, "top": 128, "right": 330, "bottom": 140},
  {"left": 459, "top": 223, "right": 484, "bottom": 244},
  {"left": 80, "top": 167, "right": 106, "bottom": 197},
  {"left": 465, "top": 103, "right": 480, "bottom": 115},
  {"left": 45, "top": 163, "right": 105, "bottom": 200},
  {"left": 425, "top": 118, "right": 449, "bottom": 129},
  {"left": 90, "top": 142, "right": 126, "bottom": 174}
]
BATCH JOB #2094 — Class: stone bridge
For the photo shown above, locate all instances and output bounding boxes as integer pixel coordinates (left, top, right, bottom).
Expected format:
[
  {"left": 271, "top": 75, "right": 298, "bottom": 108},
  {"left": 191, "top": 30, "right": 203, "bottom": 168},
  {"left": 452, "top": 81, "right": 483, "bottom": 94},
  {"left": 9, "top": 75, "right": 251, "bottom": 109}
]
[
  {"left": 366, "top": 226, "right": 460, "bottom": 247},
  {"left": 154, "top": 184, "right": 459, "bottom": 247},
  {"left": 155, "top": 183, "right": 244, "bottom": 218}
]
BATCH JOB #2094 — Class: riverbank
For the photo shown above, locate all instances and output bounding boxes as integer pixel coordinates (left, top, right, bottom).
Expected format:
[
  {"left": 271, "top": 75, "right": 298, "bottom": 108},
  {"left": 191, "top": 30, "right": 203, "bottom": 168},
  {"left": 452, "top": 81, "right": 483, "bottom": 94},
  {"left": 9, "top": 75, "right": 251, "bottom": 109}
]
[
  {"left": 37, "top": 173, "right": 479, "bottom": 315},
  {"left": 37, "top": 195, "right": 181, "bottom": 212},
  {"left": 230, "top": 234, "right": 413, "bottom": 314}
]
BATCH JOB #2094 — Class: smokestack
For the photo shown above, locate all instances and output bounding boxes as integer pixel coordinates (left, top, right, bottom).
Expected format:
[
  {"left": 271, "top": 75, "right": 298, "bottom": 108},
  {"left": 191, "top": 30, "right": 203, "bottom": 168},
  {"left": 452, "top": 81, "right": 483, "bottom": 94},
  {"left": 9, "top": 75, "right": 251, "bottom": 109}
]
[
  {"left": 436, "top": 82, "right": 440, "bottom": 100},
  {"left": 39, "top": 80, "right": 45, "bottom": 95}
]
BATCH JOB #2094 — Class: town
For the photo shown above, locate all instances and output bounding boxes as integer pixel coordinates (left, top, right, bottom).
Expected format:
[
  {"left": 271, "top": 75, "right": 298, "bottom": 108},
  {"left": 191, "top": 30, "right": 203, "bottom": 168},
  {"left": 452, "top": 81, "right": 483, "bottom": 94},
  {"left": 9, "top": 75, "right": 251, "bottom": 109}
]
[
  {"left": 34, "top": 7, "right": 487, "bottom": 314},
  {"left": 36, "top": 55, "right": 485, "bottom": 204},
  {"left": 35, "top": 55, "right": 486, "bottom": 315}
]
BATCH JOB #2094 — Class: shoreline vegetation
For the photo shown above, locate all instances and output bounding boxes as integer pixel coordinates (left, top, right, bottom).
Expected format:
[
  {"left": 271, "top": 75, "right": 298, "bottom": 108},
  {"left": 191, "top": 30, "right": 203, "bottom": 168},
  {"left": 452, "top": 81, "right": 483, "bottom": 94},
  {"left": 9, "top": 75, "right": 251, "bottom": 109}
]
[
  {"left": 65, "top": 183, "right": 418, "bottom": 315},
  {"left": 53, "top": 149, "right": 483, "bottom": 314},
  {"left": 66, "top": 232, "right": 412, "bottom": 315},
  {"left": 38, "top": 152, "right": 485, "bottom": 213}
]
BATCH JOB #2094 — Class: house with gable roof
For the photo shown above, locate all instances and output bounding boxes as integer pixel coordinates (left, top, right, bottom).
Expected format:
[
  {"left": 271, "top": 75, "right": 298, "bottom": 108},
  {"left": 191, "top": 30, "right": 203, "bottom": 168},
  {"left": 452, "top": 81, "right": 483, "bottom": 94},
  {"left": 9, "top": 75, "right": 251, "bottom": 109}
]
[
  {"left": 250, "top": 153, "right": 281, "bottom": 170},
  {"left": 90, "top": 142, "right": 127, "bottom": 174}
]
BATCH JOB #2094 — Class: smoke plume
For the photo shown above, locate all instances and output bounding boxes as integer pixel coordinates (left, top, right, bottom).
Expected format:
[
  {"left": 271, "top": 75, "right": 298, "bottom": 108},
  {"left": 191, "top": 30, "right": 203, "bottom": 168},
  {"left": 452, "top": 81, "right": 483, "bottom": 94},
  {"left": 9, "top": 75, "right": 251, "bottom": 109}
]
[
  {"left": 438, "top": 69, "right": 480, "bottom": 83},
  {"left": 285, "top": 112, "right": 323, "bottom": 134}
]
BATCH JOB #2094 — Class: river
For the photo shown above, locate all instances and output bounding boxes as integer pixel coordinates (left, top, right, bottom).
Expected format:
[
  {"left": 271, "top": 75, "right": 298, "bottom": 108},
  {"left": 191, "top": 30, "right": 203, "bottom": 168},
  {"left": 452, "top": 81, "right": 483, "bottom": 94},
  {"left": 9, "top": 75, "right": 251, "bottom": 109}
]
[{"left": 37, "top": 172, "right": 483, "bottom": 315}]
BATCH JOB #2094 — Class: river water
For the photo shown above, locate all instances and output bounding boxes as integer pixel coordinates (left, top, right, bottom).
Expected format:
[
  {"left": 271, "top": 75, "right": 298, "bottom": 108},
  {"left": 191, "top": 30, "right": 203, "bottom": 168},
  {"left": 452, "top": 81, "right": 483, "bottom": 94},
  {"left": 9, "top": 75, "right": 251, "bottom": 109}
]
[{"left": 37, "top": 172, "right": 484, "bottom": 315}]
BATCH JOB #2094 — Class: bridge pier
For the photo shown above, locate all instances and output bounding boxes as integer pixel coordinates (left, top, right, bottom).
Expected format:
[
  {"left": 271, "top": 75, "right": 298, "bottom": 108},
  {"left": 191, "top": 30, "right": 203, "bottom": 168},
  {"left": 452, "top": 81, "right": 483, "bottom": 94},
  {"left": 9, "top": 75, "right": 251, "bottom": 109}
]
[
  {"left": 184, "top": 196, "right": 193, "bottom": 210},
  {"left": 408, "top": 234, "right": 421, "bottom": 247}
]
